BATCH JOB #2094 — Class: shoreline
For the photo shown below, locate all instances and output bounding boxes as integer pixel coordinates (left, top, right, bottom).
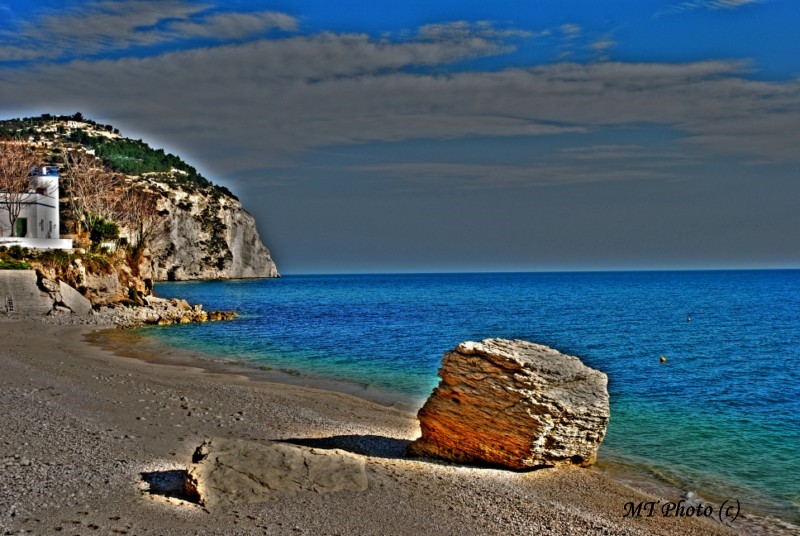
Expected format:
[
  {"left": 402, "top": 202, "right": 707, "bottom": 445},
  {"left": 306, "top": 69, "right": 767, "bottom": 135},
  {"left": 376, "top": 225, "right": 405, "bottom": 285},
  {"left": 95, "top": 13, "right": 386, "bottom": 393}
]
[
  {"left": 96, "top": 323, "right": 799, "bottom": 532},
  {"left": 0, "top": 316, "right": 789, "bottom": 535},
  {"left": 87, "top": 327, "right": 425, "bottom": 412}
]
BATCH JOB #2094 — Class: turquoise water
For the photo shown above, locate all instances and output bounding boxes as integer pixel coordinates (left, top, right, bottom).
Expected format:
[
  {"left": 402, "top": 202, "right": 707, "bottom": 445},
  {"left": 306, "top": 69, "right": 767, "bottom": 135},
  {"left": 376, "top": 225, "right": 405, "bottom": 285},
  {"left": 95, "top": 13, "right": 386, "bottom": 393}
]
[{"left": 148, "top": 271, "right": 800, "bottom": 522}]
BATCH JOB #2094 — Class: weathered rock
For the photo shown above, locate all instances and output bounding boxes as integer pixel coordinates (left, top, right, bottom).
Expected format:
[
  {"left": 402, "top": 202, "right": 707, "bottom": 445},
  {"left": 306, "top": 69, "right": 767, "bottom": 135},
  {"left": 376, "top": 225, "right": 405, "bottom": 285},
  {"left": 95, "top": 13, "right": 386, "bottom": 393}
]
[
  {"left": 38, "top": 276, "right": 60, "bottom": 297},
  {"left": 148, "top": 186, "right": 279, "bottom": 281},
  {"left": 185, "top": 438, "right": 368, "bottom": 507},
  {"left": 94, "top": 296, "right": 236, "bottom": 326},
  {"left": 57, "top": 281, "right": 92, "bottom": 315},
  {"left": 407, "top": 338, "right": 610, "bottom": 470}
]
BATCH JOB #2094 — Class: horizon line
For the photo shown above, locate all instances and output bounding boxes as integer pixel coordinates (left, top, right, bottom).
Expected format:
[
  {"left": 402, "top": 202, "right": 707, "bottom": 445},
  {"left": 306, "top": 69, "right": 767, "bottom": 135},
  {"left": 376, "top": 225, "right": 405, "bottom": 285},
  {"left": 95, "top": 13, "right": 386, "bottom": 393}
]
[{"left": 266, "top": 266, "right": 800, "bottom": 277}]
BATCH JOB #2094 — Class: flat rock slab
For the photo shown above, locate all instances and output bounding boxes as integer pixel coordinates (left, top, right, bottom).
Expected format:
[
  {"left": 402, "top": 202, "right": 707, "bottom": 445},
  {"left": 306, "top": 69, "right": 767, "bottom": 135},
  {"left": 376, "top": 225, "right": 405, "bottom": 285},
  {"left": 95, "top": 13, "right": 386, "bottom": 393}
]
[
  {"left": 58, "top": 281, "right": 92, "bottom": 315},
  {"left": 185, "top": 438, "right": 368, "bottom": 507},
  {"left": 407, "top": 338, "right": 610, "bottom": 470}
]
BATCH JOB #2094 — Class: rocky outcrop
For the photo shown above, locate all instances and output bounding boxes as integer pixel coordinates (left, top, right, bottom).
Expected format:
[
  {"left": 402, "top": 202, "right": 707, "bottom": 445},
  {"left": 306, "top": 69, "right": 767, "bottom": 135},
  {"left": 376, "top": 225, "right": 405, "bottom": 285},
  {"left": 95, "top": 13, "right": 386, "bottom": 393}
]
[
  {"left": 35, "top": 255, "right": 151, "bottom": 307},
  {"left": 146, "top": 184, "right": 278, "bottom": 281},
  {"left": 57, "top": 281, "right": 92, "bottom": 315},
  {"left": 185, "top": 438, "right": 368, "bottom": 507},
  {"left": 407, "top": 338, "right": 610, "bottom": 470},
  {"left": 0, "top": 269, "right": 235, "bottom": 327},
  {"left": 96, "top": 297, "right": 236, "bottom": 327}
]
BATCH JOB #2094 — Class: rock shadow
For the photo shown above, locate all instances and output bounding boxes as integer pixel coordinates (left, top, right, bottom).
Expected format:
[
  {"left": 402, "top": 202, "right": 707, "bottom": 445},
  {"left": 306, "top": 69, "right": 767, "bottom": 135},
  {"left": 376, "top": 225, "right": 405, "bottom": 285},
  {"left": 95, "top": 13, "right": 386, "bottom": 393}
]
[
  {"left": 140, "top": 470, "right": 198, "bottom": 503},
  {"left": 281, "top": 434, "right": 411, "bottom": 460}
]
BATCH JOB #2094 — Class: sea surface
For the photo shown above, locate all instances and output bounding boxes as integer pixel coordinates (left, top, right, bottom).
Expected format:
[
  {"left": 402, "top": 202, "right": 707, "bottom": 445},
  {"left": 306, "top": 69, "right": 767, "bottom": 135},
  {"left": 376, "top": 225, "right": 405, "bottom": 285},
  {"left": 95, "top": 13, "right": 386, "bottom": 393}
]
[{"left": 145, "top": 270, "right": 799, "bottom": 524}]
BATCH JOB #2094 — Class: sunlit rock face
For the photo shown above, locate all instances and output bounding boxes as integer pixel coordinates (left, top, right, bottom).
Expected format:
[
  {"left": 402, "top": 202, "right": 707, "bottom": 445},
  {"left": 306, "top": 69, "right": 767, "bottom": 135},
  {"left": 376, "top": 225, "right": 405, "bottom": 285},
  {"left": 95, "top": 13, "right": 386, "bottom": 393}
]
[
  {"left": 148, "top": 186, "right": 279, "bottom": 281},
  {"left": 407, "top": 338, "right": 610, "bottom": 470}
]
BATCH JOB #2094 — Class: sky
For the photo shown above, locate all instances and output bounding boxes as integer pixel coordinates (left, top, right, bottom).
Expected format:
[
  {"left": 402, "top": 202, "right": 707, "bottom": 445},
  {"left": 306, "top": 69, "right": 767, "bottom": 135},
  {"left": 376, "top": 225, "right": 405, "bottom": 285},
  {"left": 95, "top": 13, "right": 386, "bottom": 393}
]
[{"left": 0, "top": 0, "right": 798, "bottom": 274}]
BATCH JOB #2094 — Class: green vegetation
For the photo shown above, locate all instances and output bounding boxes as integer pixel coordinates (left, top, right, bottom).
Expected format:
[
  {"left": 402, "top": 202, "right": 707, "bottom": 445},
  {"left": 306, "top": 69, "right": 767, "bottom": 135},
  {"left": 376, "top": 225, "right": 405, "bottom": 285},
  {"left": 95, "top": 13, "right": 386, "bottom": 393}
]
[
  {"left": 0, "top": 259, "right": 30, "bottom": 269},
  {"left": 31, "top": 248, "right": 72, "bottom": 271},
  {"left": 6, "top": 244, "right": 25, "bottom": 259},
  {"left": 0, "top": 112, "right": 238, "bottom": 199},
  {"left": 0, "top": 113, "right": 117, "bottom": 138},
  {"left": 68, "top": 129, "right": 215, "bottom": 190},
  {"left": 199, "top": 203, "right": 232, "bottom": 269},
  {"left": 0, "top": 246, "right": 117, "bottom": 275},
  {"left": 88, "top": 217, "right": 119, "bottom": 245}
]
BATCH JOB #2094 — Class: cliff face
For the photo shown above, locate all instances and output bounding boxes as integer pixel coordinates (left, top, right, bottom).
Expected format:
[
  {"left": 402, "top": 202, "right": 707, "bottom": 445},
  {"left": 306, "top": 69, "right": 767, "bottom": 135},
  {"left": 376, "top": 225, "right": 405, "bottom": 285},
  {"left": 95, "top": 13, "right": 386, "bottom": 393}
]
[
  {"left": 0, "top": 113, "right": 280, "bottom": 282},
  {"left": 145, "top": 182, "right": 279, "bottom": 281}
]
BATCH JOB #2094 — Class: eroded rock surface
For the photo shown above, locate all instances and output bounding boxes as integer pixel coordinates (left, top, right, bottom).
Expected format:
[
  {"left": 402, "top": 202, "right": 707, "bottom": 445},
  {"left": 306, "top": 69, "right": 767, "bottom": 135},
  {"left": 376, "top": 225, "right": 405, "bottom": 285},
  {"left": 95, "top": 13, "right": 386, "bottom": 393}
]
[
  {"left": 148, "top": 187, "right": 279, "bottom": 281},
  {"left": 407, "top": 338, "right": 609, "bottom": 470},
  {"left": 185, "top": 438, "right": 368, "bottom": 507},
  {"left": 57, "top": 281, "right": 92, "bottom": 315}
]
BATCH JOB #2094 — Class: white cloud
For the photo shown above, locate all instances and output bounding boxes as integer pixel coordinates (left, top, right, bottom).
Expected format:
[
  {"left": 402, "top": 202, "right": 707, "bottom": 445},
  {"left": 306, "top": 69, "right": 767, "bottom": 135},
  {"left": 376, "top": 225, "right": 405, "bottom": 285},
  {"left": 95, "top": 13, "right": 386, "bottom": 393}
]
[
  {"left": 664, "top": 0, "right": 767, "bottom": 14},
  {"left": 560, "top": 24, "right": 582, "bottom": 38},
  {"left": 0, "top": 1, "right": 299, "bottom": 61},
  {"left": 589, "top": 39, "right": 615, "bottom": 51},
  {"left": 417, "top": 21, "right": 534, "bottom": 41},
  {"left": 165, "top": 11, "right": 298, "bottom": 39},
  {"left": 0, "top": 29, "right": 798, "bottom": 179}
]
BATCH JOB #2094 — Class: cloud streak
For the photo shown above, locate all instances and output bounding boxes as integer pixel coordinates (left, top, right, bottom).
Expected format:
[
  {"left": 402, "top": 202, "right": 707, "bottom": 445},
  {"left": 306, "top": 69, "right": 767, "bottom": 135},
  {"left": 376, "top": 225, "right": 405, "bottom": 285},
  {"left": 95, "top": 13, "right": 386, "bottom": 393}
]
[
  {"left": 0, "top": 0, "right": 298, "bottom": 61},
  {"left": 352, "top": 147, "right": 688, "bottom": 191},
  {"left": 1, "top": 32, "right": 797, "bottom": 179},
  {"left": 664, "top": 0, "right": 767, "bottom": 14},
  {"left": 0, "top": 12, "right": 798, "bottom": 186}
]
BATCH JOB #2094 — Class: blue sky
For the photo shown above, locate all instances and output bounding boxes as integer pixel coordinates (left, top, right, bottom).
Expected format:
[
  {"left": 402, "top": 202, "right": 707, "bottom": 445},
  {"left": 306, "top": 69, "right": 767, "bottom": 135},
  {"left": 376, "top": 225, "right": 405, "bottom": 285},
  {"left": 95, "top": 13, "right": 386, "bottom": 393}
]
[{"left": 0, "top": 0, "right": 798, "bottom": 273}]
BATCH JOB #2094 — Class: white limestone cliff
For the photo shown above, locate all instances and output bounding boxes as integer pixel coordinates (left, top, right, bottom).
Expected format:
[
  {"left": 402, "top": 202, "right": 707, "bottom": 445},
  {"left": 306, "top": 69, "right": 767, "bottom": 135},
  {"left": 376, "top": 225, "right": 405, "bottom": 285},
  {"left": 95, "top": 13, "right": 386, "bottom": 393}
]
[{"left": 146, "top": 184, "right": 279, "bottom": 281}]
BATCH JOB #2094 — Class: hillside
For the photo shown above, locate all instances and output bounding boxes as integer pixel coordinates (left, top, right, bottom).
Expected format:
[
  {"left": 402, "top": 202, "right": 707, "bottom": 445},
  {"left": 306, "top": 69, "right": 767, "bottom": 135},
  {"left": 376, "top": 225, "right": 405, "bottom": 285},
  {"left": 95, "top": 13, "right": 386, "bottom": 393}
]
[{"left": 0, "top": 113, "right": 279, "bottom": 280}]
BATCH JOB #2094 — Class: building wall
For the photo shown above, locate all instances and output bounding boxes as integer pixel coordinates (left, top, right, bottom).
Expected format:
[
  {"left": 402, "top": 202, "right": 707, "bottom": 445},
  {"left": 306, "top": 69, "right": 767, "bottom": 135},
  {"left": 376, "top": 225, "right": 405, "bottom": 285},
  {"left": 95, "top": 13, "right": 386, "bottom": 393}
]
[
  {"left": 0, "top": 237, "right": 73, "bottom": 249},
  {"left": 0, "top": 271, "right": 53, "bottom": 314},
  {"left": 0, "top": 166, "right": 70, "bottom": 249}
]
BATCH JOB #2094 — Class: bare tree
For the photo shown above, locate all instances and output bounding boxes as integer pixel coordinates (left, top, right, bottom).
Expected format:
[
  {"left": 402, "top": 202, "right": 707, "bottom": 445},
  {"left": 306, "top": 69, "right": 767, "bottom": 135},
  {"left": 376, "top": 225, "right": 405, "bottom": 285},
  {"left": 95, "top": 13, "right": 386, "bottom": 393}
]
[
  {"left": 120, "top": 188, "right": 160, "bottom": 257},
  {"left": 0, "top": 142, "right": 39, "bottom": 237},
  {"left": 61, "top": 150, "right": 124, "bottom": 235}
]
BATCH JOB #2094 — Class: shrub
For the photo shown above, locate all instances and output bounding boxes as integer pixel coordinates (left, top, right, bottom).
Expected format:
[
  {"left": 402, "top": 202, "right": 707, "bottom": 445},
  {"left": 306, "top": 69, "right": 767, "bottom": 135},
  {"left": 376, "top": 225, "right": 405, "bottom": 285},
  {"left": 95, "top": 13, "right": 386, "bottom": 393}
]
[
  {"left": 0, "top": 259, "right": 30, "bottom": 269},
  {"left": 89, "top": 219, "right": 119, "bottom": 245},
  {"left": 8, "top": 245, "right": 24, "bottom": 259},
  {"left": 36, "top": 249, "right": 72, "bottom": 270},
  {"left": 82, "top": 250, "right": 116, "bottom": 274}
]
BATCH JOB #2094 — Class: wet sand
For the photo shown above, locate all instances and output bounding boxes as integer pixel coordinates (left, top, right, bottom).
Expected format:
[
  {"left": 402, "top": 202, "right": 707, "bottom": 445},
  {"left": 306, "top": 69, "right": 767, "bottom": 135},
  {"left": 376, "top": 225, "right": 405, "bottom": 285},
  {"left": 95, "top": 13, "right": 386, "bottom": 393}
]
[{"left": 0, "top": 317, "right": 758, "bottom": 535}]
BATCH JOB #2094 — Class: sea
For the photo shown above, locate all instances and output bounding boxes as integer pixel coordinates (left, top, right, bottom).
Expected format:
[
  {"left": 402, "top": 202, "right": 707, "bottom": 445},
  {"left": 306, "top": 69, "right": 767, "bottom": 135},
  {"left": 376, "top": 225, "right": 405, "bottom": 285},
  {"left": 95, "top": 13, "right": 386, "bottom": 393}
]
[{"left": 139, "top": 270, "right": 799, "bottom": 525}]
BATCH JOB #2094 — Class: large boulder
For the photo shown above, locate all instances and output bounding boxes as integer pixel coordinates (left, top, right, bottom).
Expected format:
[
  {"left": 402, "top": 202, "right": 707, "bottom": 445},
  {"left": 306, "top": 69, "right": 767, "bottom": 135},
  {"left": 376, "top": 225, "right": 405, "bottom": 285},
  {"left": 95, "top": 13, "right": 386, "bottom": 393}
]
[
  {"left": 58, "top": 281, "right": 92, "bottom": 315},
  {"left": 407, "top": 338, "right": 610, "bottom": 469},
  {"left": 185, "top": 438, "right": 368, "bottom": 507}
]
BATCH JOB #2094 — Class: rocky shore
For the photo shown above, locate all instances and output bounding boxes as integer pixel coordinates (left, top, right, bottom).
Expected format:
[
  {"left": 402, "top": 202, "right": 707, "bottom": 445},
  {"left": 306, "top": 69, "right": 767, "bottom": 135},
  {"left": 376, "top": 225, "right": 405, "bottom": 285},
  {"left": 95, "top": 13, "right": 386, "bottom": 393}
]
[
  {"left": 1, "top": 269, "right": 236, "bottom": 328},
  {"left": 96, "top": 296, "right": 237, "bottom": 328},
  {"left": 0, "top": 317, "right": 760, "bottom": 535}
]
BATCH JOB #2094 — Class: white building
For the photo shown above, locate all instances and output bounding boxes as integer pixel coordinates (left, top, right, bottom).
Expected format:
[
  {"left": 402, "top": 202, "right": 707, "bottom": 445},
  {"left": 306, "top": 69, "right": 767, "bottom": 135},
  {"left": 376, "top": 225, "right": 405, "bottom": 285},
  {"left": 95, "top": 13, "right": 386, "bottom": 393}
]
[{"left": 0, "top": 165, "right": 73, "bottom": 249}]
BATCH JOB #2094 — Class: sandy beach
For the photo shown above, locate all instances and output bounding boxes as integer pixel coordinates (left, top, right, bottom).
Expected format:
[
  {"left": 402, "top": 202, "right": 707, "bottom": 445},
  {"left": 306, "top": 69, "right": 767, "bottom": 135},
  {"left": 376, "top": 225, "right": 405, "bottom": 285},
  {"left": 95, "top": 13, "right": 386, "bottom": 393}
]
[{"left": 0, "top": 317, "right": 754, "bottom": 535}]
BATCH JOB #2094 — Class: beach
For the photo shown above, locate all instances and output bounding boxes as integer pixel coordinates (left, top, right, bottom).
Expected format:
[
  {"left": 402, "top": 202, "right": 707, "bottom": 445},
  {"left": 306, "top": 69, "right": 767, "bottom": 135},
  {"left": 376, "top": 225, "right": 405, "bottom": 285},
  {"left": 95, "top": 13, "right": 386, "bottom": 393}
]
[{"left": 0, "top": 316, "right": 762, "bottom": 536}]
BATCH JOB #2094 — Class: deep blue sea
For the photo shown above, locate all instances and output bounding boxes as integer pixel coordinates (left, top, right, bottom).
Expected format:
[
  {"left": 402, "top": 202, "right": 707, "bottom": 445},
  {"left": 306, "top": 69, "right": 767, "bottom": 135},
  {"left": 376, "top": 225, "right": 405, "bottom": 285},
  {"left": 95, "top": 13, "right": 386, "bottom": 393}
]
[{"left": 147, "top": 271, "right": 799, "bottom": 523}]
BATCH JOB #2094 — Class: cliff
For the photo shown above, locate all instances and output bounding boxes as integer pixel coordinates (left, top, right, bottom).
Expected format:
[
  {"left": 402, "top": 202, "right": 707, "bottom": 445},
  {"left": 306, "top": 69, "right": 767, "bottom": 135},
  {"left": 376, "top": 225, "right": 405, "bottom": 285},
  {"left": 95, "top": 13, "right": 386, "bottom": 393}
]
[
  {"left": 0, "top": 113, "right": 280, "bottom": 281},
  {"left": 146, "top": 180, "right": 279, "bottom": 281}
]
